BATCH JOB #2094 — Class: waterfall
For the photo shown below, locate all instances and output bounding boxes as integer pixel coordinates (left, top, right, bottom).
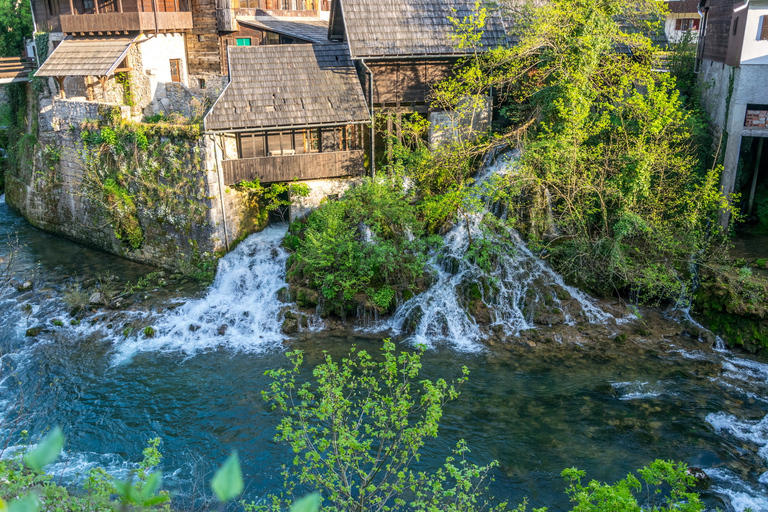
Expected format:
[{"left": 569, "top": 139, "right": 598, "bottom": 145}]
[
  {"left": 381, "top": 151, "right": 610, "bottom": 350},
  {"left": 112, "top": 225, "right": 291, "bottom": 363}
]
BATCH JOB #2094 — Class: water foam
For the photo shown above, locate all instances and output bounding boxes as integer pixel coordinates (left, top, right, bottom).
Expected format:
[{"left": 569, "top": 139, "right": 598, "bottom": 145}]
[
  {"left": 706, "top": 412, "right": 768, "bottom": 463},
  {"left": 705, "top": 468, "right": 768, "bottom": 512},
  {"left": 382, "top": 151, "right": 610, "bottom": 349},
  {"left": 112, "top": 225, "right": 291, "bottom": 363}
]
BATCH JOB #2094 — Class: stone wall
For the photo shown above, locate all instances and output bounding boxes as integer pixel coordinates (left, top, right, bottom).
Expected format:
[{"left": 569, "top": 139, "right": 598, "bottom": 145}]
[{"left": 3, "top": 84, "right": 240, "bottom": 271}]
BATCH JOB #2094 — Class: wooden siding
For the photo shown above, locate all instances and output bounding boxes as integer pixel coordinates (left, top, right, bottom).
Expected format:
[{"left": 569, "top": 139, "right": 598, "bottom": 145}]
[
  {"left": 366, "top": 59, "right": 454, "bottom": 107},
  {"left": 60, "top": 11, "right": 192, "bottom": 32},
  {"left": 222, "top": 150, "right": 365, "bottom": 184},
  {"left": 186, "top": 0, "right": 221, "bottom": 74},
  {"left": 699, "top": 0, "right": 741, "bottom": 64}
]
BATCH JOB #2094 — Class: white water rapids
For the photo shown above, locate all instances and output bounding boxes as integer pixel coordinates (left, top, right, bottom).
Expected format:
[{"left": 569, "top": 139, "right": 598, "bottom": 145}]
[
  {"left": 380, "top": 151, "right": 610, "bottom": 350},
  {"left": 112, "top": 225, "right": 292, "bottom": 363}
]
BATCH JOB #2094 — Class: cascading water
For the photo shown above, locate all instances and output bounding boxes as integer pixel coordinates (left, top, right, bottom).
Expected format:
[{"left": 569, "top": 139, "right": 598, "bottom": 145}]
[
  {"left": 112, "top": 225, "right": 293, "bottom": 363},
  {"left": 382, "top": 151, "right": 610, "bottom": 350}
]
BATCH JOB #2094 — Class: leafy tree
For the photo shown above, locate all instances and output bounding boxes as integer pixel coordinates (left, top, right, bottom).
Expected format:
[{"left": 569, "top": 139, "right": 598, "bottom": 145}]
[
  {"left": 0, "top": 0, "right": 33, "bottom": 57},
  {"left": 426, "top": 0, "right": 734, "bottom": 304},
  {"left": 259, "top": 340, "right": 507, "bottom": 512},
  {"left": 561, "top": 460, "right": 703, "bottom": 512}
]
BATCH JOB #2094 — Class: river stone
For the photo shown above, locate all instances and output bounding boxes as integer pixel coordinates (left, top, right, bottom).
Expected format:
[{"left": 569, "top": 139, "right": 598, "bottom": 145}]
[
  {"left": 282, "top": 317, "right": 299, "bottom": 334},
  {"left": 89, "top": 292, "right": 103, "bottom": 305},
  {"left": 16, "top": 281, "right": 33, "bottom": 292},
  {"left": 25, "top": 326, "right": 47, "bottom": 337},
  {"left": 217, "top": 325, "right": 228, "bottom": 336},
  {"left": 277, "top": 287, "right": 293, "bottom": 303},
  {"left": 686, "top": 467, "right": 710, "bottom": 489}
]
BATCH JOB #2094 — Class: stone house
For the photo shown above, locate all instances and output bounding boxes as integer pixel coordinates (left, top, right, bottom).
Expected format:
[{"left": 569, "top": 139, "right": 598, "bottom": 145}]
[{"left": 696, "top": 0, "right": 768, "bottom": 225}]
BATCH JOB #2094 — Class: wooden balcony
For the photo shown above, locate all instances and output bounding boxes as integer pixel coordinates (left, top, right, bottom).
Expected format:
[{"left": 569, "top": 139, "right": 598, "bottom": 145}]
[
  {"left": 60, "top": 11, "right": 193, "bottom": 34},
  {"left": 222, "top": 150, "right": 365, "bottom": 185}
]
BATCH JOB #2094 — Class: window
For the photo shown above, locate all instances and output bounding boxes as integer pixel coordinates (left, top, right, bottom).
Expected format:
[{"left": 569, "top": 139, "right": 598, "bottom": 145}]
[
  {"left": 197, "top": 34, "right": 205, "bottom": 42},
  {"left": 239, "top": 133, "right": 266, "bottom": 159},
  {"left": 264, "top": 32, "right": 280, "bottom": 45},
  {"left": 761, "top": 17, "right": 768, "bottom": 40},
  {"left": 674, "top": 18, "right": 699, "bottom": 31},
  {"left": 169, "top": 59, "right": 181, "bottom": 83},
  {"left": 733, "top": 17, "right": 739, "bottom": 36},
  {"left": 199, "top": 78, "right": 206, "bottom": 89},
  {"left": 236, "top": 38, "right": 252, "bottom": 46},
  {"left": 305, "top": 129, "right": 320, "bottom": 152},
  {"left": 338, "top": 125, "right": 355, "bottom": 151}
]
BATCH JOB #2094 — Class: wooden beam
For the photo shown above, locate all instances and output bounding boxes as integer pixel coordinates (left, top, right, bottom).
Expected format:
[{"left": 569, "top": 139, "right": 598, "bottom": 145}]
[
  {"left": 99, "top": 76, "right": 108, "bottom": 101},
  {"left": 86, "top": 76, "right": 94, "bottom": 101},
  {"left": 55, "top": 76, "right": 66, "bottom": 99}
]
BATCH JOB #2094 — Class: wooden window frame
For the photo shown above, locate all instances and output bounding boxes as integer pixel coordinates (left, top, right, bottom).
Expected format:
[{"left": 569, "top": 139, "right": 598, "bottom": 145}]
[
  {"left": 761, "top": 17, "right": 768, "bottom": 40},
  {"left": 305, "top": 128, "right": 320, "bottom": 153},
  {"left": 236, "top": 38, "right": 252, "bottom": 46},
  {"left": 169, "top": 58, "right": 182, "bottom": 83}
]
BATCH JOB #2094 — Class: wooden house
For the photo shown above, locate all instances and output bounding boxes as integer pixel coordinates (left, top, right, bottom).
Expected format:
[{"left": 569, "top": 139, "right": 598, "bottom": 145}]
[{"left": 204, "top": 43, "right": 370, "bottom": 185}]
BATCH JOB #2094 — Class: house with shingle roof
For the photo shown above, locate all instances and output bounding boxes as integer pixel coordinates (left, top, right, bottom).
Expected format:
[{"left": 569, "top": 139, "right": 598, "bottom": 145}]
[{"left": 204, "top": 0, "right": 507, "bottom": 188}]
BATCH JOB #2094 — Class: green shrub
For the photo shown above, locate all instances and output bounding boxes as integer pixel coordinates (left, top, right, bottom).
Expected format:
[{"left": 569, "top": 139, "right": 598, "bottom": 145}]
[{"left": 287, "top": 180, "right": 436, "bottom": 315}]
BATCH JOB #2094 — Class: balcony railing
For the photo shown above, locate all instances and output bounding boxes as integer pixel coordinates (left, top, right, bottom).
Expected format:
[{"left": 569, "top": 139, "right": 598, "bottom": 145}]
[
  {"left": 222, "top": 150, "right": 365, "bottom": 185},
  {"left": 61, "top": 10, "right": 192, "bottom": 33}
]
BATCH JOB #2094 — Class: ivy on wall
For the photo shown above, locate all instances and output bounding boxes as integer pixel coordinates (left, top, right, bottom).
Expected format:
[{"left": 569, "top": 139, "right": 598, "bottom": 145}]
[{"left": 79, "top": 107, "right": 211, "bottom": 264}]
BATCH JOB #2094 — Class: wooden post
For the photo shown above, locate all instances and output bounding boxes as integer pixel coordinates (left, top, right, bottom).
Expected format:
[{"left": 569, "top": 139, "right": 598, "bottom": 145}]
[
  {"left": 94, "top": 0, "right": 99, "bottom": 14},
  {"left": 748, "top": 137, "right": 765, "bottom": 215},
  {"left": 99, "top": 76, "right": 108, "bottom": 101},
  {"left": 69, "top": 0, "right": 75, "bottom": 15},
  {"left": 85, "top": 76, "right": 94, "bottom": 101},
  {"left": 118, "top": 0, "right": 123, "bottom": 12},
  {"left": 55, "top": 76, "right": 66, "bottom": 99}
]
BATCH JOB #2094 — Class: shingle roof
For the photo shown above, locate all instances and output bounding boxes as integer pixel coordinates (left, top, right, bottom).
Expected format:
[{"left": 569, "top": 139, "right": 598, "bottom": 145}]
[
  {"left": 35, "top": 36, "right": 135, "bottom": 77},
  {"left": 236, "top": 16, "right": 331, "bottom": 45},
  {"left": 666, "top": 0, "right": 700, "bottom": 13},
  {"left": 338, "top": 0, "right": 508, "bottom": 58},
  {"left": 205, "top": 43, "right": 370, "bottom": 132}
]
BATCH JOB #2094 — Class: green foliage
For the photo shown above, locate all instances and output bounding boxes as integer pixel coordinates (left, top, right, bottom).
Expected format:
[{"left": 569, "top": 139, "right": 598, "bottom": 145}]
[
  {"left": 235, "top": 178, "right": 311, "bottom": 225},
  {"left": 102, "top": 178, "right": 144, "bottom": 249},
  {"left": 211, "top": 452, "right": 244, "bottom": 502},
  {"left": 425, "top": 0, "right": 733, "bottom": 305},
  {"left": 259, "top": 340, "right": 505, "bottom": 512},
  {"left": 694, "top": 265, "right": 768, "bottom": 351},
  {"left": 287, "top": 180, "right": 437, "bottom": 316},
  {"left": 79, "top": 118, "right": 210, "bottom": 272},
  {"left": 114, "top": 72, "right": 135, "bottom": 107},
  {"left": 23, "top": 428, "right": 64, "bottom": 472},
  {"left": 0, "top": 0, "right": 33, "bottom": 57},
  {"left": 561, "top": 460, "right": 702, "bottom": 512}
]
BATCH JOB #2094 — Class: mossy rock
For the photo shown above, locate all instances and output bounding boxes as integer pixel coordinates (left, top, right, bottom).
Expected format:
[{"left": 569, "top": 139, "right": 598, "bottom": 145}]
[{"left": 295, "top": 287, "right": 320, "bottom": 308}]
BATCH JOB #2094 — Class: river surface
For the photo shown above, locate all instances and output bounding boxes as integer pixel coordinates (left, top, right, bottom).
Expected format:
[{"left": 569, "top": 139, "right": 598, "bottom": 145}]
[{"left": 2, "top": 194, "right": 768, "bottom": 511}]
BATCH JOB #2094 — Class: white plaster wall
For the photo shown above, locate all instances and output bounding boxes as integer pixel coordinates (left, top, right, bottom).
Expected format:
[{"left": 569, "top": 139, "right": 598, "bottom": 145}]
[
  {"left": 741, "top": 5, "right": 768, "bottom": 65},
  {"left": 664, "top": 13, "right": 700, "bottom": 44},
  {"left": 137, "top": 33, "right": 188, "bottom": 103},
  {"left": 290, "top": 177, "right": 364, "bottom": 221}
]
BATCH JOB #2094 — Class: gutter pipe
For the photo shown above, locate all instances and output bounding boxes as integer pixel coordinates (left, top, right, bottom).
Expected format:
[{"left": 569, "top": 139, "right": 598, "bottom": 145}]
[{"left": 359, "top": 58, "right": 375, "bottom": 179}]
